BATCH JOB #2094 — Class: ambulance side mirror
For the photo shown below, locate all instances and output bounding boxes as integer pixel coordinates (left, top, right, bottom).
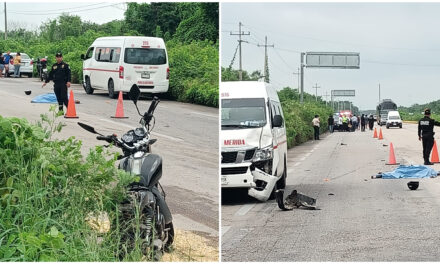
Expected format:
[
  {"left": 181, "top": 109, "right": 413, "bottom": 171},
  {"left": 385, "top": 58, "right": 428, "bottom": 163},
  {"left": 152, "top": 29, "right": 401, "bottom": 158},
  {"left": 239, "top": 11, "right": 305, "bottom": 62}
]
[
  {"left": 80, "top": 54, "right": 85, "bottom": 60},
  {"left": 273, "top": 115, "right": 283, "bottom": 127}
]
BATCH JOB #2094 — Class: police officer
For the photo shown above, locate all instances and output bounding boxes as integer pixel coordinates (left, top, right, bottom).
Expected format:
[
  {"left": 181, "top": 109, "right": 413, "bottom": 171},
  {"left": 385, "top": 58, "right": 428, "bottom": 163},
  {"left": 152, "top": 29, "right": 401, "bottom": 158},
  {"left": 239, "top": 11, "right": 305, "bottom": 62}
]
[
  {"left": 42, "top": 52, "right": 71, "bottom": 113},
  {"left": 418, "top": 108, "right": 440, "bottom": 165}
]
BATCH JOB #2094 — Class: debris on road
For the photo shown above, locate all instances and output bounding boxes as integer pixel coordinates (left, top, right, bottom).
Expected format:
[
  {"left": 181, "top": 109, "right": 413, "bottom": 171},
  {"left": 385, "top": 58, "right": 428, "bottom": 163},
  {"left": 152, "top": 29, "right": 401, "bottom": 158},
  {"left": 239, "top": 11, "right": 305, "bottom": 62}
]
[
  {"left": 24, "top": 90, "right": 31, "bottom": 95},
  {"left": 383, "top": 144, "right": 388, "bottom": 147},
  {"left": 275, "top": 189, "right": 317, "bottom": 210},
  {"left": 328, "top": 193, "right": 335, "bottom": 196},
  {"left": 407, "top": 181, "right": 419, "bottom": 190},
  {"left": 340, "top": 143, "right": 347, "bottom": 146},
  {"left": 372, "top": 165, "right": 439, "bottom": 179}
]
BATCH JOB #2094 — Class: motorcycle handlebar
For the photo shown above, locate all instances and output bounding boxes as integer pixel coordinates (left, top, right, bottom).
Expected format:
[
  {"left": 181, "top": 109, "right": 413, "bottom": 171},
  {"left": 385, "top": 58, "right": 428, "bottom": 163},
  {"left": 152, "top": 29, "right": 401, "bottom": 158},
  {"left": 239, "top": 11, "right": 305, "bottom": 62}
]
[
  {"left": 143, "top": 97, "right": 160, "bottom": 126},
  {"left": 96, "top": 135, "right": 112, "bottom": 142}
]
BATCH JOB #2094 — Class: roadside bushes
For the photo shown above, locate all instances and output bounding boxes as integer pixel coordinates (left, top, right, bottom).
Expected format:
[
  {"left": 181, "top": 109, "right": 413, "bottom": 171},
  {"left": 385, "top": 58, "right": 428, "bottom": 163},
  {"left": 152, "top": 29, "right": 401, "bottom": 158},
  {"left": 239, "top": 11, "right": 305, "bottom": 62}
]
[
  {"left": 278, "top": 88, "right": 333, "bottom": 148},
  {"left": 0, "top": 108, "right": 148, "bottom": 261},
  {"left": 167, "top": 40, "right": 219, "bottom": 107}
]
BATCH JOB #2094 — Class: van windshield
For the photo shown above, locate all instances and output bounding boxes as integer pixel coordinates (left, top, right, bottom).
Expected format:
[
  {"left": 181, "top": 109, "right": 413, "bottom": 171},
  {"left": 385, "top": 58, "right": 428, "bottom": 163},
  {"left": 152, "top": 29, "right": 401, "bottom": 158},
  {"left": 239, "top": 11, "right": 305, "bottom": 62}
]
[
  {"left": 389, "top": 116, "right": 400, "bottom": 120},
  {"left": 124, "top": 48, "right": 166, "bottom": 65},
  {"left": 221, "top": 98, "right": 267, "bottom": 129}
]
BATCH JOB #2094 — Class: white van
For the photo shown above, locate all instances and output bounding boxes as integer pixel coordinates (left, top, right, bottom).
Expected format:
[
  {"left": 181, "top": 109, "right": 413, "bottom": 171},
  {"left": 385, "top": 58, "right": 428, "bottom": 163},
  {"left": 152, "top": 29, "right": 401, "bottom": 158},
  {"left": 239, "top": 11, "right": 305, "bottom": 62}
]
[
  {"left": 220, "top": 81, "right": 288, "bottom": 201},
  {"left": 386, "top": 110, "right": 402, "bottom": 128},
  {"left": 81, "top": 36, "right": 169, "bottom": 98}
]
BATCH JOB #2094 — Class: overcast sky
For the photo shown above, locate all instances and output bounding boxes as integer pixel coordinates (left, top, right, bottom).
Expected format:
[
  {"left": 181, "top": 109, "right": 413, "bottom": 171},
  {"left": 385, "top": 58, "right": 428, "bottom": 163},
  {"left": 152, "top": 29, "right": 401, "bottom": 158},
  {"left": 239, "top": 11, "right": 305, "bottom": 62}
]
[
  {"left": 221, "top": 3, "right": 440, "bottom": 110},
  {"left": 0, "top": 2, "right": 126, "bottom": 31}
]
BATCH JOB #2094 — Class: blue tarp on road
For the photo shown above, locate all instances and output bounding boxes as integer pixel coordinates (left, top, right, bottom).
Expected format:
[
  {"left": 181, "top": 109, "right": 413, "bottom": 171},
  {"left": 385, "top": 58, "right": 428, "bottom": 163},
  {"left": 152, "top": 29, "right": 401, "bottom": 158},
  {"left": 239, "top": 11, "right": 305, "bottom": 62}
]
[
  {"left": 31, "top": 93, "right": 69, "bottom": 103},
  {"left": 381, "top": 165, "right": 438, "bottom": 179}
]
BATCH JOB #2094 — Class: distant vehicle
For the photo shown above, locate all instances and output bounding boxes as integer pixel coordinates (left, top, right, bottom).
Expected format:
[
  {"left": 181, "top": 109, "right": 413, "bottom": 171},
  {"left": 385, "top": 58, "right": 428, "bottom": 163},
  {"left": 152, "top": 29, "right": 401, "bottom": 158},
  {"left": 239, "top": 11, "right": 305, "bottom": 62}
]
[
  {"left": 3, "top": 52, "right": 33, "bottom": 78},
  {"left": 81, "top": 36, "right": 169, "bottom": 98},
  {"left": 333, "top": 112, "right": 341, "bottom": 131},
  {"left": 221, "top": 81, "right": 287, "bottom": 202},
  {"left": 376, "top": 99, "right": 397, "bottom": 126},
  {"left": 386, "top": 110, "right": 402, "bottom": 129}
]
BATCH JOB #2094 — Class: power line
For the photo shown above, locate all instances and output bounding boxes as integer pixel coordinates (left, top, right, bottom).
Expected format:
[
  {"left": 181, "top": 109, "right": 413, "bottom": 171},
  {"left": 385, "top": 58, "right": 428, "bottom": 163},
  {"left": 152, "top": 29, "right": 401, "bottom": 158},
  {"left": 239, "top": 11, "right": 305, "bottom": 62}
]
[
  {"left": 8, "top": 3, "right": 121, "bottom": 16},
  {"left": 8, "top": 2, "right": 106, "bottom": 13}
]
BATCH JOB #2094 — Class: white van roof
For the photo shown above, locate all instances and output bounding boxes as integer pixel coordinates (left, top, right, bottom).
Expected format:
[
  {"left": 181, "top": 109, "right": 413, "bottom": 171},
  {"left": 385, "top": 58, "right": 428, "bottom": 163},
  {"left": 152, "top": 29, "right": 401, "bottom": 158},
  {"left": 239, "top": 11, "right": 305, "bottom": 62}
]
[
  {"left": 92, "top": 36, "right": 166, "bottom": 49},
  {"left": 221, "top": 81, "right": 279, "bottom": 101},
  {"left": 387, "top": 110, "right": 400, "bottom": 116}
]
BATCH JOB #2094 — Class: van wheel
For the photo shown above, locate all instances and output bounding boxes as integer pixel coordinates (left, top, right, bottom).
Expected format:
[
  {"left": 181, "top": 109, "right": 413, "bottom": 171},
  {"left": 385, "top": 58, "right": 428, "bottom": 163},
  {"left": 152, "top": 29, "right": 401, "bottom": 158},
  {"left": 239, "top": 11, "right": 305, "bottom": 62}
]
[
  {"left": 386, "top": 125, "right": 389, "bottom": 129},
  {"left": 108, "top": 79, "right": 117, "bottom": 99},
  {"left": 85, "top": 77, "right": 94, "bottom": 95},
  {"left": 399, "top": 124, "right": 402, "bottom": 128},
  {"left": 277, "top": 158, "right": 287, "bottom": 189}
]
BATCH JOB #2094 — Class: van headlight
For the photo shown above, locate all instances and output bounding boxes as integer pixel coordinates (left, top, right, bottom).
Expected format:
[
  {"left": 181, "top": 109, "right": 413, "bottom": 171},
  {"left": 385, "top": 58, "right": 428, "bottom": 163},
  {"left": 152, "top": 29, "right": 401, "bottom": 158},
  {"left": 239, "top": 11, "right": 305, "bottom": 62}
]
[{"left": 253, "top": 146, "right": 273, "bottom": 162}]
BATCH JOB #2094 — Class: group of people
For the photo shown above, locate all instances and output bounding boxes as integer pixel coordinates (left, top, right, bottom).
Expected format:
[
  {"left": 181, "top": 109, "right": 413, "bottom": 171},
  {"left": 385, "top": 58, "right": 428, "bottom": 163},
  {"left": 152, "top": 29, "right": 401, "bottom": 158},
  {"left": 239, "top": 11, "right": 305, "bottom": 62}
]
[
  {"left": 0, "top": 51, "right": 22, "bottom": 78},
  {"left": 326, "top": 113, "right": 376, "bottom": 133}
]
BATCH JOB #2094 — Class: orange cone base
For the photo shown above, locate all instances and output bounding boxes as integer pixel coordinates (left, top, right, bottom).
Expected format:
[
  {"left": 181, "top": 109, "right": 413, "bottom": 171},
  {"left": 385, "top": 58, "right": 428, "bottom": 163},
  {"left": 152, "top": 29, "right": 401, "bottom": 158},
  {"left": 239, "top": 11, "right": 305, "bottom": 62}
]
[
  {"left": 64, "top": 116, "right": 79, "bottom": 119},
  {"left": 386, "top": 162, "right": 400, "bottom": 165},
  {"left": 111, "top": 116, "right": 129, "bottom": 119}
]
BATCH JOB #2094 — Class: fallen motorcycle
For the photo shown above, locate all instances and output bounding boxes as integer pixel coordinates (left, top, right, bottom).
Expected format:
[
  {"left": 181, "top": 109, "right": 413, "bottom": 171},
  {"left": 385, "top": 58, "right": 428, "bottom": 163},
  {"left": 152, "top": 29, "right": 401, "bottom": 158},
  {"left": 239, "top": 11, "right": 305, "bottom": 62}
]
[{"left": 78, "top": 85, "right": 173, "bottom": 260}]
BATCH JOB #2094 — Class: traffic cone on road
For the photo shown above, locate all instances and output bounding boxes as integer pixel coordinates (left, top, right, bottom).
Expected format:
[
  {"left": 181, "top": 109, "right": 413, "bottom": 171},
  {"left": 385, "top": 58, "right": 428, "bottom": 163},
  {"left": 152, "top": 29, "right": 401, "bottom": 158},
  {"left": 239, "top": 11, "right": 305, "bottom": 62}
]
[
  {"left": 431, "top": 140, "right": 440, "bottom": 163},
  {"left": 111, "top": 91, "right": 128, "bottom": 119},
  {"left": 65, "top": 90, "right": 79, "bottom": 119},
  {"left": 386, "top": 142, "right": 400, "bottom": 165},
  {"left": 373, "top": 127, "right": 378, "bottom": 138},
  {"left": 378, "top": 128, "right": 384, "bottom": 140}
]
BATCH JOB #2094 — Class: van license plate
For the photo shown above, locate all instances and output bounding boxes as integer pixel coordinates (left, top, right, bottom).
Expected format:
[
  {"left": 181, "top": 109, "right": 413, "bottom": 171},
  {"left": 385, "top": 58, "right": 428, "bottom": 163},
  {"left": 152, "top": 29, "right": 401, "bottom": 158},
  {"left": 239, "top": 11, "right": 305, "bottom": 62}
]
[
  {"left": 221, "top": 176, "right": 228, "bottom": 185},
  {"left": 141, "top": 72, "right": 150, "bottom": 79}
]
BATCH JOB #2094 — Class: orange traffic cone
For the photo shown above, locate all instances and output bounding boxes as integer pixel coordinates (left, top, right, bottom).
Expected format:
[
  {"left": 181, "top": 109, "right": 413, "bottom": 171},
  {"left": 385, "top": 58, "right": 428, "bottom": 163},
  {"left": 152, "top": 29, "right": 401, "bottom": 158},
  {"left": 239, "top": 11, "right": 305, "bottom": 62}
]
[
  {"left": 386, "top": 142, "right": 400, "bottom": 165},
  {"left": 431, "top": 140, "right": 440, "bottom": 163},
  {"left": 378, "top": 128, "right": 383, "bottom": 140},
  {"left": 111, "top": 91, "right": 128, "bottom": 119},
  {"left": 65, "top": 90, "right": 78, "bottom": 118},
  {"left": 373, "top": 127, "right": 377, "bottom": 138}
]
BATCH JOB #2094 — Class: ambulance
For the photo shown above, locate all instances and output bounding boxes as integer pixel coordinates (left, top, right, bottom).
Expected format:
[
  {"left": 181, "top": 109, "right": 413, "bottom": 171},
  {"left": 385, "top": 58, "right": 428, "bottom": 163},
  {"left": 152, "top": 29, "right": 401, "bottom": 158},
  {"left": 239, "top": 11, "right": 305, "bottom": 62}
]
[
  {"left": 221, "top": 81, "right": 288, "bottom": 201},
  {"left": 81, "top": 36, "right": 169, "bottom": 98}
]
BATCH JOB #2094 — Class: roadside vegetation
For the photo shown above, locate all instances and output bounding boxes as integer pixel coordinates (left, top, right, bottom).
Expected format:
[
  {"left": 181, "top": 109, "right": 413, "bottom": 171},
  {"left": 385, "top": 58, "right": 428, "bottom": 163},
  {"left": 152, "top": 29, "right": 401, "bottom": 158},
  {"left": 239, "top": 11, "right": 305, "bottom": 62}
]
[
  {"left": 221, "top": 68, "right": 334, "bottom": 148},
  {"left": 399, "top": 99, "right": 440, "bottom": 122},
  {"left": 0, "top": 107, "right": 161, "bottom": 261},
  {"left": 0, "top": 3, "right": 218, "bottom": 107}
]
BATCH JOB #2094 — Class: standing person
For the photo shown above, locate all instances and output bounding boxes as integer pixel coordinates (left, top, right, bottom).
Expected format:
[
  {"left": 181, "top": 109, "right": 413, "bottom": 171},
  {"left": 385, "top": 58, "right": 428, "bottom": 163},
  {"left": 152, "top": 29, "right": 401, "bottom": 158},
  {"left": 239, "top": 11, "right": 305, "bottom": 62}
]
[
  {"left": 338, "top": 114, "right": 343, "bottom": 132},
  {"left": 13, "top": 52, "right": 21, "bottom": 78},
  {"left": 328, "top": 115, "right": 334, "bottom": 133},
  {"left": 361, "top": 114, "right": 366, "bottom": 132},
  {"left": 312, "top": 114, "right": 320, "bottom": 140},
  {"left": 3, "top": 51, "right": 11, "bottom": 77},
  {"left": 368, "top": 114, "right": 375, "bottom": 130},
  {"left": 418, "top": 108, "right": 440, "bottom": 165},
  {"left": 351, "top": 115, "right": 358, "bottom": 132},
  {"left": 42, "top": 52, "right": 71, "bottom": 113},
  {"left": 0, "top": 52, "right": 4, "bottom": 78},
  {"left": 342, "top": 114, "right": 349, "bottom": 132}
]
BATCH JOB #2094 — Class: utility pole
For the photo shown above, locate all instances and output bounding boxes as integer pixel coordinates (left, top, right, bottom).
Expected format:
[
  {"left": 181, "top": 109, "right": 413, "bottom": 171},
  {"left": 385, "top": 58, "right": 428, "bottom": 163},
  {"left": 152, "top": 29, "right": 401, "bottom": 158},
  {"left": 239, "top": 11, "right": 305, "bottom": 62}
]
[
  {"left": 4, "top": 2, "right": 7, "bottom": 40},
  {"left": 322, "top": 91, "right": 329, "bottom": 106},
  {"left": 257, "top": 36, "right": 274, "bottom": 83},
  {"left": 300, "top": 53, "right": 305, "bottom": 103},
  {"left": 293, "top": 67, "right": 300, "bottom": 91},
  {"left": 313, "top": 83, "right": 321, "bottom": 102},
  {"left": 230, "top": 22, "right": 250, "bottom": 81}
]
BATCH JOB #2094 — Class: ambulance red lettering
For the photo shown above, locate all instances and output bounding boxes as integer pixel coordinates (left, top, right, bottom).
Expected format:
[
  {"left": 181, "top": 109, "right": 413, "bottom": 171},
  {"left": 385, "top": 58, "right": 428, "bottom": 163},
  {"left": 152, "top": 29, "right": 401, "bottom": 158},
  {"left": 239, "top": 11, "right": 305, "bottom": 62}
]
[{"left": 224, "top": 139, "right": 245, "bottom": 146}]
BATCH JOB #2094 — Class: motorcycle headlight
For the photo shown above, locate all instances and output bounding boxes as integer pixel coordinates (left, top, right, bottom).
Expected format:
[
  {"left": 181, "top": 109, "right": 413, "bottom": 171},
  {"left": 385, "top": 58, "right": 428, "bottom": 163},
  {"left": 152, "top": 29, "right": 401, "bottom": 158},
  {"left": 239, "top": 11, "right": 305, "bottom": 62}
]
[{"left": 253, "top": 146, "right": 273, "bottom": 162}]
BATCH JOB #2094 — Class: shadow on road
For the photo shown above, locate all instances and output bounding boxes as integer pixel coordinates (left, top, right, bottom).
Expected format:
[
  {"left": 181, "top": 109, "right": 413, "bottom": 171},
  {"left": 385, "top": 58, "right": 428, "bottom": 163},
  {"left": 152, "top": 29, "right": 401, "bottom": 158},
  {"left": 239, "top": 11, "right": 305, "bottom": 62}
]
[{"left": 222, "top": 188, "right": 266, "bottom": 205}]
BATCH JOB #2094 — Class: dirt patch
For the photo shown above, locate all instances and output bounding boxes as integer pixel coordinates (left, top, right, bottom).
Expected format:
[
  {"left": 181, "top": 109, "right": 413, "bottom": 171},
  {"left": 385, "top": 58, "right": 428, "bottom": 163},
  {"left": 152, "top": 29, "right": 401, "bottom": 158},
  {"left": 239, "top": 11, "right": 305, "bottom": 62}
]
[{"left": 162, "top": 229, "right": 218, "bottom": 262}]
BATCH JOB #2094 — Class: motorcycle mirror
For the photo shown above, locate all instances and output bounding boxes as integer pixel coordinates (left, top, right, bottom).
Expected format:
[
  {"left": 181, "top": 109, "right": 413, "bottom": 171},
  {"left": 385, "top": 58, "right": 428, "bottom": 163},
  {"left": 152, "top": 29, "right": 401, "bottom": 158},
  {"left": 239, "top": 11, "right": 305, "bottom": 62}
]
[
  {"left": 77, "top": 122, "right": 103, "bottom": 135},
  {"left": 128, "top": 85, "right": 142, "bottom": 116}
]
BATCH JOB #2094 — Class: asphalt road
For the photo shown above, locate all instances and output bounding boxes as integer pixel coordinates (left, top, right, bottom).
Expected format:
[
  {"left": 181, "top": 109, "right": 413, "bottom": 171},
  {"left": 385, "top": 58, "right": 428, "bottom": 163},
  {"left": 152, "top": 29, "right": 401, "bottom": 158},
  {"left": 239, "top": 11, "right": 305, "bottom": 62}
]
[
  {"left": 0, "top": 77, "right": 219, "bottom": 246},
  {"left": 222, "top": 124, "right": 440, "bottom": 261}
]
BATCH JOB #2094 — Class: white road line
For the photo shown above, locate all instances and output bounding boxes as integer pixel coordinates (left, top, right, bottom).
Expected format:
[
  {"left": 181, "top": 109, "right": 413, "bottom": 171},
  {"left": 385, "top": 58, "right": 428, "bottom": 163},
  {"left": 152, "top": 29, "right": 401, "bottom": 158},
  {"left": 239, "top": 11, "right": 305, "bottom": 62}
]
[
  {"left": 234, "top": 203, "right": 256, "bottom": 216},
  {"left": 191, "top": 111, "right": 218, "bottom": 119},
  {"left": 305, "top": 152, "right": 311, "bottom": 157},
  {"left": 98, "top": 118, "right": 184, "bottom": 142},
  {"left": 310, "top": 149, "right": 314, "bottom": 153},
  {"left": 293, "top": 162, "right": 301, "bottom": 167},
  {"left": 300, "top": 156, "right": 306, "bottom": 161},
  {"left": 222, "top": 226, "right": 232, "bottom": 236}
]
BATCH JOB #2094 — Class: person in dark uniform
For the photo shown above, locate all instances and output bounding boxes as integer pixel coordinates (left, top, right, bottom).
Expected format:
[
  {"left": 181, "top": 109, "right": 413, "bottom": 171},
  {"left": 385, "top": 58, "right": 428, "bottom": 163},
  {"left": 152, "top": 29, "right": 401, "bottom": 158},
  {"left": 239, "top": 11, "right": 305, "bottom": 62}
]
[
  {"left": 42, "top": 52, "right": 71, "bottom": 113},
  {"left": 418, "top": 108, "right": 440, "bottom": 165}
]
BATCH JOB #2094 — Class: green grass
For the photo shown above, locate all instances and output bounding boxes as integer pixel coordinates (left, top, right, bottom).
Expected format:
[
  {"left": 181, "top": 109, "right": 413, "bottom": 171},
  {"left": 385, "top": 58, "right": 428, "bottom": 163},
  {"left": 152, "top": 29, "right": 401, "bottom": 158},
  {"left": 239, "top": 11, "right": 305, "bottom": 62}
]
[{"left": 0, "top": 106, "right": 159, "bottom": 261}]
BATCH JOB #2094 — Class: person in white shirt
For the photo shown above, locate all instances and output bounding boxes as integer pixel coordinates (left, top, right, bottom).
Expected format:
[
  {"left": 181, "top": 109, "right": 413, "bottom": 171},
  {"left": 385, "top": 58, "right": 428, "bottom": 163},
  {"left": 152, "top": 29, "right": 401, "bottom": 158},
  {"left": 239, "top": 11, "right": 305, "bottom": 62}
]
[{"left": 312, "top": 115, "right": 320, "bottom": 140}]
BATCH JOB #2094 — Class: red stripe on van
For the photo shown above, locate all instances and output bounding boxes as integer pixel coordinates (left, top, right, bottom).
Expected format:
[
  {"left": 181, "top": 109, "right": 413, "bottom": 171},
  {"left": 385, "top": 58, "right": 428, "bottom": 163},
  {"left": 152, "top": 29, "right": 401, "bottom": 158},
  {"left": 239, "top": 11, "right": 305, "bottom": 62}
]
[
  {"left": 83, "top": 68, "right": 119, "bottom": 73},
  {"left": 141, "top": 45, "right": 150, "bottom": 48},
  {"left": 273, "top": 140, "right": 287, "bottom": 149}
]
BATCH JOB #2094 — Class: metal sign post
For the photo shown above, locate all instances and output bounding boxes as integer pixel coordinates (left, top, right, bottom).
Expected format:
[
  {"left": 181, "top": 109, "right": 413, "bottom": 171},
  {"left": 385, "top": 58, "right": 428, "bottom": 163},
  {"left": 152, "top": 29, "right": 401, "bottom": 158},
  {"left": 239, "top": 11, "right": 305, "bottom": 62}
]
[{"left": 299, "top": 52, "right": 360, "bottom": 104}]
